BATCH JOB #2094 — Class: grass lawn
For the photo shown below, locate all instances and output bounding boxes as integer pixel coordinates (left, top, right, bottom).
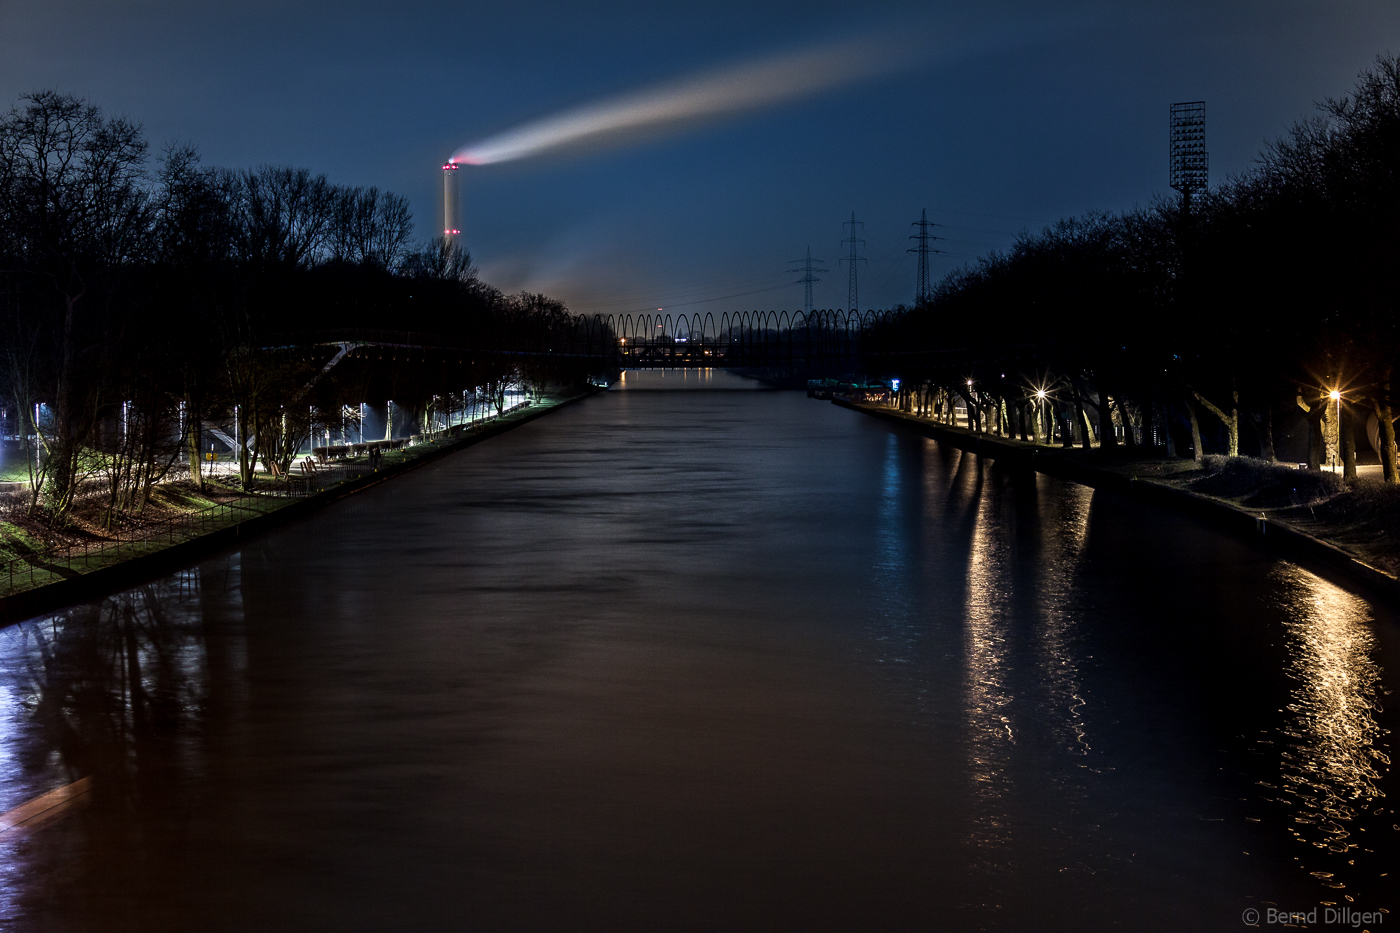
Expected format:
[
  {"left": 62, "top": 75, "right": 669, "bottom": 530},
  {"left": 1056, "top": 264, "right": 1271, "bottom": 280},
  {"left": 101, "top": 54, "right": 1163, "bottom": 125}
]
[
  {"left": 0, "top": 461, "right": 31, "bottom": 484},
  {"left": 0, "top": 390, "right": 585, "bottom": 599}
]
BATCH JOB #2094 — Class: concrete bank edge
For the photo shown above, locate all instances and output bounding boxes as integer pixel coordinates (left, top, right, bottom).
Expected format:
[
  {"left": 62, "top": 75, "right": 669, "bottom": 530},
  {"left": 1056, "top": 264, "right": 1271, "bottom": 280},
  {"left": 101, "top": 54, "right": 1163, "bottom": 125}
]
[
  {"left": 835, "top": 398, "right": 1400, "bottom": 605},
  {"left": 0, "top": 389, "right": 603, "bottom": 625}
]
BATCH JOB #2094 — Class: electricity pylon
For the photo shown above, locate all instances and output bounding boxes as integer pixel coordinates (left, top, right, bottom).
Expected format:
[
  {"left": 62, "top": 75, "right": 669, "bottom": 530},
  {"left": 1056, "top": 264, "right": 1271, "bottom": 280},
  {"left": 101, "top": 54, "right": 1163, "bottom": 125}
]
[
  {"left": 841, "top": 212, "right": 865, "bottom": 312},
  {"left": 908, "top": 208, "right": 942, "bottom": 307},
  {"left": 789, "top": 246, "right": 829, "bottom": 315}
]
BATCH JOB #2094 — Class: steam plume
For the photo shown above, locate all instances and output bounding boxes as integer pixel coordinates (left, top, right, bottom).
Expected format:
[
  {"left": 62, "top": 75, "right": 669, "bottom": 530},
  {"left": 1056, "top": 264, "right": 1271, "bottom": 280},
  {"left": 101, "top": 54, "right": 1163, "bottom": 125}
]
[{"left": 452, "top": 36, "right": 918, "bottom": 166}]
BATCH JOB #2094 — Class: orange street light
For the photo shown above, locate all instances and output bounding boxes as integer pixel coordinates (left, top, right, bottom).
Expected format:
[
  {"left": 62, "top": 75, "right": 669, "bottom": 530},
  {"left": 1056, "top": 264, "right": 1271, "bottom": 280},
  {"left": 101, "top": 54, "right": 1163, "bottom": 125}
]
[{"left": 1330, "top": 389, "right": 1342, "bottom": 471}]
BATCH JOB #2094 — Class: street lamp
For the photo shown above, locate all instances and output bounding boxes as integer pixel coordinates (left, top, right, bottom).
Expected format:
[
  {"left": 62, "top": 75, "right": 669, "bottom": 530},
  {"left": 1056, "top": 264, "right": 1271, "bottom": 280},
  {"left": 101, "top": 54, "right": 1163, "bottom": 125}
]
[{"left": 1330, "top": 389, "right": 1342, "bottom": 471}]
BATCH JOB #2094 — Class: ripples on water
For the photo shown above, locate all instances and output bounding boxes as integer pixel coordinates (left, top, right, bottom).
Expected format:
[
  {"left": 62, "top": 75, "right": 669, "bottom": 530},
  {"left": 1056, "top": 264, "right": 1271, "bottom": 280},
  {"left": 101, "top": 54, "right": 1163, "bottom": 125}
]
[
  {"left": 0, "top": 375, "right": 1392, "bottom": 931},
  {"left": 1259, "top": 566, "right": 1392, "bottom": 897}
]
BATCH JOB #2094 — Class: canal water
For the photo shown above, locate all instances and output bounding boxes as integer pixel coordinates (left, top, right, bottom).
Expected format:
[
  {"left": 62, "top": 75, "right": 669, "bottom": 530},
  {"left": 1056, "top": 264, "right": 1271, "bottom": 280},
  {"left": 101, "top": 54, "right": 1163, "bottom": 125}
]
[{"left": 0, "top": 370, "right": 1394, "bottom": 931}]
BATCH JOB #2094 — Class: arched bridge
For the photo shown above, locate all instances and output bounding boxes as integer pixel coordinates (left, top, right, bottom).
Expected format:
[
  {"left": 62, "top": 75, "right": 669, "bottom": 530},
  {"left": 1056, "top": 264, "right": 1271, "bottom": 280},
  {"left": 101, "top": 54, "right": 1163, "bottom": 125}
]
[{"left": 279, "top": 309, "right": 894, "bottom": 373}]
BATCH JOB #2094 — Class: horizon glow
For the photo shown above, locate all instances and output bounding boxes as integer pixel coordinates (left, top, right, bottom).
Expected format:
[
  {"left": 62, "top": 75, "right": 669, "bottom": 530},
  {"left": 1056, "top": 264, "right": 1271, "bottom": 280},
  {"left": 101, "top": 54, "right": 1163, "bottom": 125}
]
[{"left": 451, "top": 35, "right": 921, "bottom": 166}]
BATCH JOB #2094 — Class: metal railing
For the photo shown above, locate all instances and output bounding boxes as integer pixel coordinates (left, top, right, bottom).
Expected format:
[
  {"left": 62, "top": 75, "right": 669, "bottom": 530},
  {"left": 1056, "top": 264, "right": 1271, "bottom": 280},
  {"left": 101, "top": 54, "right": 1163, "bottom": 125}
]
[
  {"left": 0, "top": 492, "right": 290, "bottom": 597},
  {"left": 0, "top": 397, "right": 540, "bottom": 598}
]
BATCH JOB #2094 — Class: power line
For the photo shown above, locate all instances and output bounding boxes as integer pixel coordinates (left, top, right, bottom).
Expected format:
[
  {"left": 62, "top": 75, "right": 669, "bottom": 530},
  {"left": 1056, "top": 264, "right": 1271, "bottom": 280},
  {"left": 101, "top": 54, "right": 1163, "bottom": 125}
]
[
  {"left": 922, "top": 205, "right": 1045, "bottom": 224},
  {"left": 612, "top": 282, "right": 793, "bottom": 316},
  {"left": 564, "top": 252, "right": 795, "bottom": 312},
  {"left": 937, "top": 222, "right": 1023, "bottom": 237}
]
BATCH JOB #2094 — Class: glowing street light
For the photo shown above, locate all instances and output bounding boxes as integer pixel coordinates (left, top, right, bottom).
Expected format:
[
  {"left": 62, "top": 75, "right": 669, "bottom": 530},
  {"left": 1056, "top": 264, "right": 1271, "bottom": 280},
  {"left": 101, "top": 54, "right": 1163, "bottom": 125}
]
[{"left": 1331, "top": 389, "right": 1342, "bottom": 471}]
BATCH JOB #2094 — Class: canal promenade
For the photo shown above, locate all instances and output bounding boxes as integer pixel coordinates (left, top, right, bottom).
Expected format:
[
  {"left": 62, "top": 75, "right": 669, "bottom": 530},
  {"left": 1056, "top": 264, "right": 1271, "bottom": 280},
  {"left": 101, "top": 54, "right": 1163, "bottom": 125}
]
[
  {"left": 837, "top": 398, "right": 1400, "bottom": 607},
  {"left": 0, "top": 389, "right": 600, "bottom": 624},
  {"left": 0, "top": 373, "right": 1391, "bottom": 931}
]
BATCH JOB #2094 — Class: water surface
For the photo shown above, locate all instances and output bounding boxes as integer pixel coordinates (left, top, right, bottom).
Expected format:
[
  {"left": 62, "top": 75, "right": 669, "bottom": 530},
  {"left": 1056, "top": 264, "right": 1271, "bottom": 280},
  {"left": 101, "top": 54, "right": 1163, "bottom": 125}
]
[{"left": 0, "top": 371, "right": 1394, "bottom": 931}]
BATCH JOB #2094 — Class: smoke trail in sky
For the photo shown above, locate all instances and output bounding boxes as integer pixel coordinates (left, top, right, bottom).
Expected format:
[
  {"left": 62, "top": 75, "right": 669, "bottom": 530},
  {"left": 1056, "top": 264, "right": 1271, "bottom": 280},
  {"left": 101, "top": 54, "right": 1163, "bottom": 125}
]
[{"left": 452, "top": 35, "right": 920, "bottom": 166}]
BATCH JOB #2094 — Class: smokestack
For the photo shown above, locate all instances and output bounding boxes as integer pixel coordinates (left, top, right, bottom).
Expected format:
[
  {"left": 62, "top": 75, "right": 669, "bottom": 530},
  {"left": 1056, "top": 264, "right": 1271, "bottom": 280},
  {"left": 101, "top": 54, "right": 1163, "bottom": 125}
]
[{"left": 442, "top": 162, "right": 460, "bottom": 243}]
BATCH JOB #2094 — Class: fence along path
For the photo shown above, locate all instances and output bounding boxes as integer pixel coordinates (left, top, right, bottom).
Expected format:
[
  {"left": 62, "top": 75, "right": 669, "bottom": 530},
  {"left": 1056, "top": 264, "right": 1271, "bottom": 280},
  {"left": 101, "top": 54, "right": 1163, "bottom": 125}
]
[{"left": 0, "top": 400, "right": 537, "bottom": 599}]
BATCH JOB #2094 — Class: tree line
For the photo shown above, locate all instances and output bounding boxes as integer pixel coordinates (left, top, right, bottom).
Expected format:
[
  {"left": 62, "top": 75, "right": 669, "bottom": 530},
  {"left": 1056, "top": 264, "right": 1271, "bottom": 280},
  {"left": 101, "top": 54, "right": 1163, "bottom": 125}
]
[
  {"left": 0, "top": 90, "right": 592, "bottom": 528},
  {"left": 870, "top": 54, "right": 1400, "bottom": 480}
]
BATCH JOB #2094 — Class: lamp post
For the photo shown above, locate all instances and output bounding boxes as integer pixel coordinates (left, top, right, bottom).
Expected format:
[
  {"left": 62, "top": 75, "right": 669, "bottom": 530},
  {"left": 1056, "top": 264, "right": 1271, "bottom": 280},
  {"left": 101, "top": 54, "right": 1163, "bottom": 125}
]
[
  {"left": 1036, "top": 388, "right": 1048, "bottom": 445},
  {"left": 1330, "top": 389, "right": 1342, "bottom": 472}
]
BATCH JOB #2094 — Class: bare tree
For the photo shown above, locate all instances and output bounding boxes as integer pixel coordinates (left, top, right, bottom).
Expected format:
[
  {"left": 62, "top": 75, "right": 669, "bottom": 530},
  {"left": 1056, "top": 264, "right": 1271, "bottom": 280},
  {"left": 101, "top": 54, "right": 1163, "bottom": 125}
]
[
  {"left": 404, "top": 236, "right": 478, "bottom": 283},
  {"left": 0, "top": 90, "right": 151, "bottom": 521},
  {"left": 331, "top": 186, "right": 413, "bottom": 270},
  {"left": 233, "top": 165, "right": 336, "bottom": 270}
]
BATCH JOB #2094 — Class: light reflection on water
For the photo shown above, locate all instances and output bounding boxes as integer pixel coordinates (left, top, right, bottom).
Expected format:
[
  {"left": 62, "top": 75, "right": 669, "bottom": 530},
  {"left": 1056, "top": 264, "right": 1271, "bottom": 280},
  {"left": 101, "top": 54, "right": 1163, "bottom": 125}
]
[
  {"left": 0, "top": 383, "right": 1391, "bottom": 930},
  {"left": 960, "top": 451, "right": 1017, "bottom": 853},
  {"left": 1270, "top": 564, "right": 1389, "bottom": 869},
  {"left": 0, "top": 561, "right": 244, "bottom": 925},
  {"left": 955, "top": 466, "right": 1098, "bottom": 869},
  {"left": 1029, "top": 478, "right": 1093, "bottom": 761}
]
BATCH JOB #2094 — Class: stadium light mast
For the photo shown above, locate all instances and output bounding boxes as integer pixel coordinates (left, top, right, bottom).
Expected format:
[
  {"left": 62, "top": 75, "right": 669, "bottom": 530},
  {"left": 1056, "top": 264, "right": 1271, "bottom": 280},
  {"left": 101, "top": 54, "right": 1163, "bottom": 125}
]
[{"left": 1169, "top": 101, "right": 1208, "bottom": 213}]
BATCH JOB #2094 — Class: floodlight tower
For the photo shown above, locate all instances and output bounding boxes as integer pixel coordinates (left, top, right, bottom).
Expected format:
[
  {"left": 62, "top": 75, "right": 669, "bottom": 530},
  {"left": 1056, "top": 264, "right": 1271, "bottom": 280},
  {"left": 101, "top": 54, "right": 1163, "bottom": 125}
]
[
  {"left": 789, "top": 246, "right": 829, "bottom": 315},
  {"left": 1169, "top": 101, "right": 1208, "bottom": 212},
  {"left": 442, "top": 162, "right": 461, "bottom": 243}
]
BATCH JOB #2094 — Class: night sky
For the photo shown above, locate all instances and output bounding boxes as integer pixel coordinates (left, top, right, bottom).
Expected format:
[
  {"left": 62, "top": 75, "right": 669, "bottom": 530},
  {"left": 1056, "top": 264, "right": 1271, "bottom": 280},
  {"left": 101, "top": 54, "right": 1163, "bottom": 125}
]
[{"left": 2, "top": 1, "right": 1396, "bottom": 316}]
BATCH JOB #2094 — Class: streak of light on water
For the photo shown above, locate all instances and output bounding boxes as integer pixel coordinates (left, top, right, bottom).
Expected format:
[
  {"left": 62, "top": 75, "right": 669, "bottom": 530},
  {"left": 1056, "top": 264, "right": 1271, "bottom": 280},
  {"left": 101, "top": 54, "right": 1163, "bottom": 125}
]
[{"left": 0, "top": 371, "right": 1392, "bottom": 931}]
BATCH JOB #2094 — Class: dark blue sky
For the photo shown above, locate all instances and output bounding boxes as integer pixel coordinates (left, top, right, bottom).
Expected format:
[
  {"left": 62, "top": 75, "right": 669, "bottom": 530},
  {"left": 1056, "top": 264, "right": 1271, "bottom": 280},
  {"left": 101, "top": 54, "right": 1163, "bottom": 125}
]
[{"left": 3, "top": 1, "right": 1396, "bottom": 315}]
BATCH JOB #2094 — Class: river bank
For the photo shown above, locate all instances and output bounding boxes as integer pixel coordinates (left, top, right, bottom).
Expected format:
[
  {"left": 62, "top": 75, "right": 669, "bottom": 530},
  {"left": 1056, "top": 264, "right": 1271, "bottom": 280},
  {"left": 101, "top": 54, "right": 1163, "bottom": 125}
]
[
  {"left": 0, "top": 388, "right": 600, "bottom": 623},
  {"left": 836, "top": 399, "right": 1400, "bottom": 604},
  {"left": 4, "top": 374, "right": 1391, "bottom": 929}
]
